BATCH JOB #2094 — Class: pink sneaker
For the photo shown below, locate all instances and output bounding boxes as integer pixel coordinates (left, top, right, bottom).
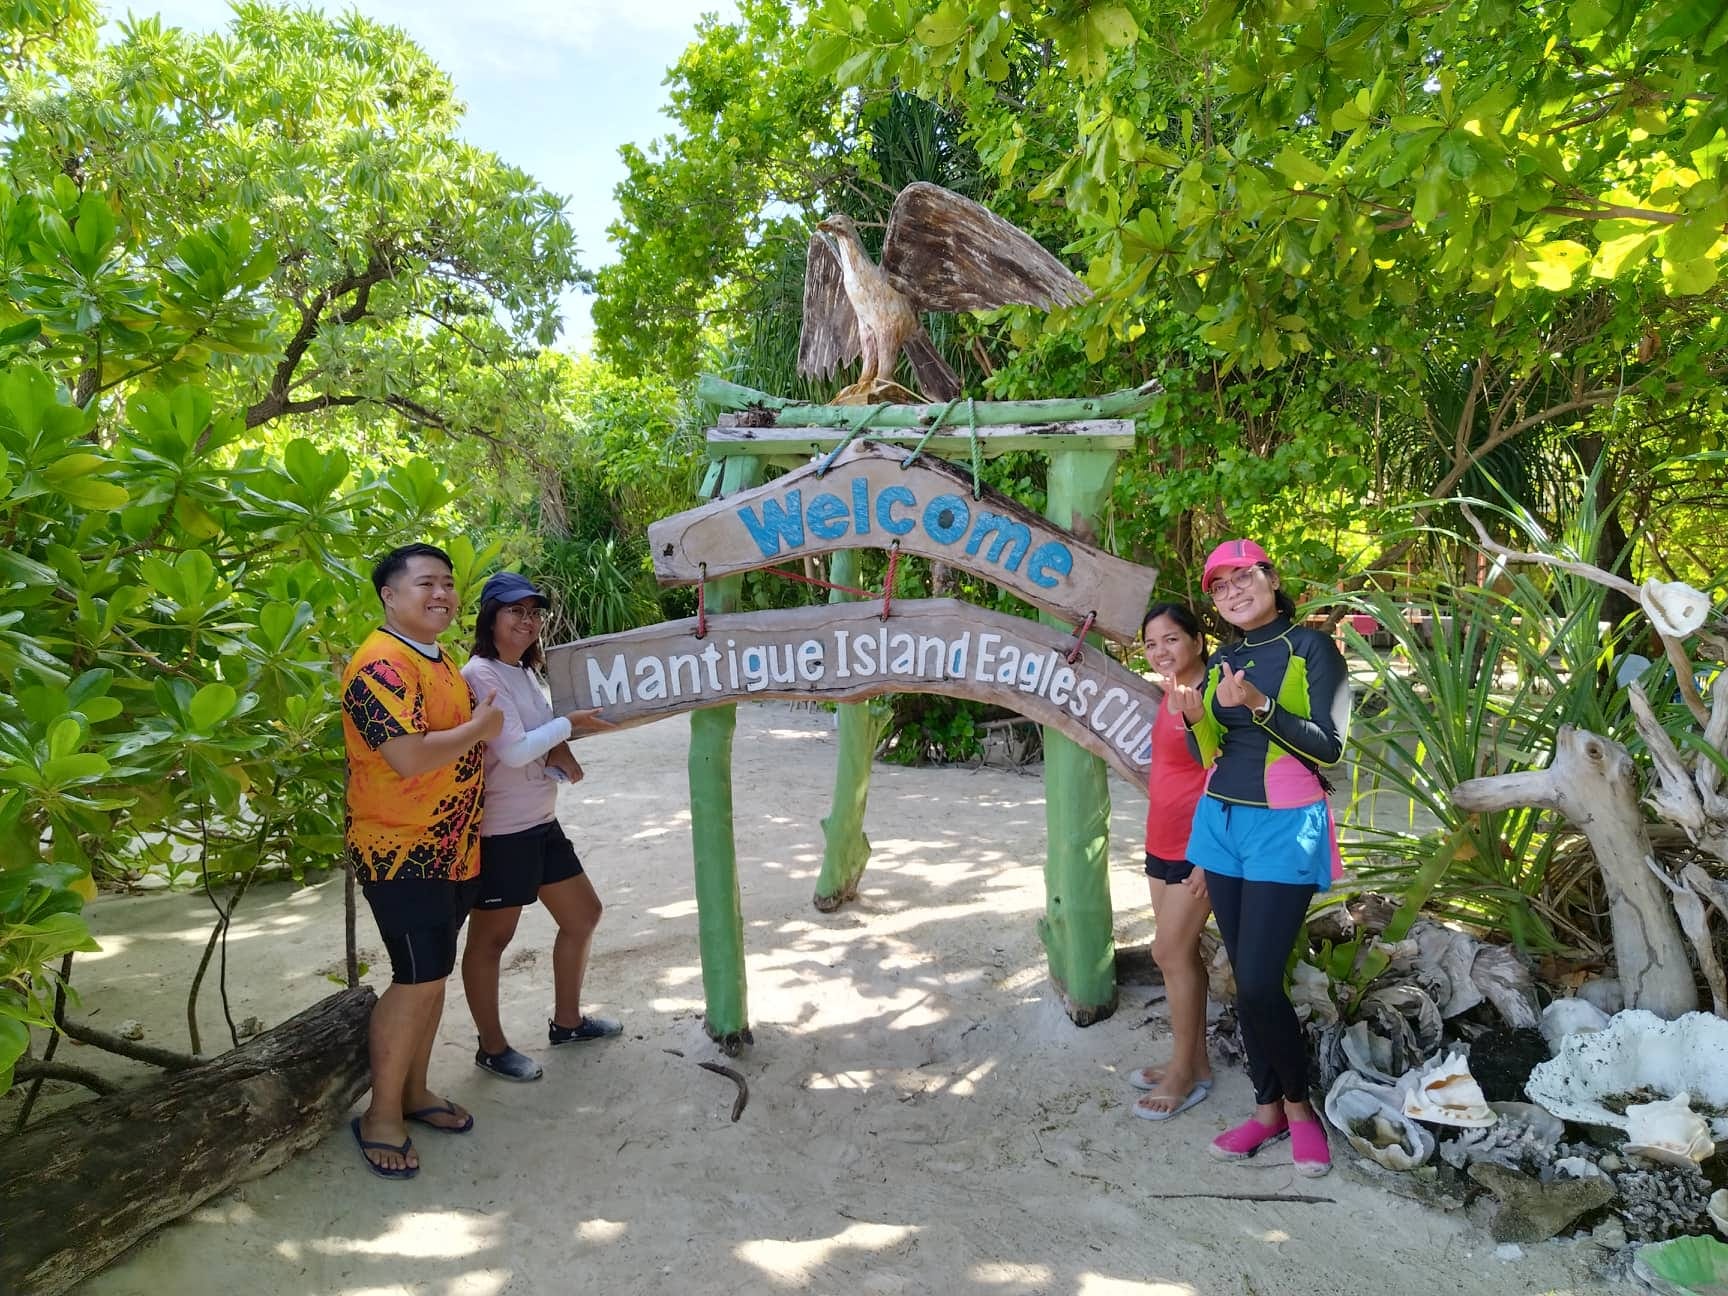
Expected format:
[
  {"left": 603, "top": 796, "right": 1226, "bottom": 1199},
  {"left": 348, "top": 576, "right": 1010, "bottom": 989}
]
[
  {"left": 1208, "top": 1113, "right": 1290, "bottom": 1161},
  {"left": 1289, "top": 1117, "right": 1331, "bottom": 1176}
]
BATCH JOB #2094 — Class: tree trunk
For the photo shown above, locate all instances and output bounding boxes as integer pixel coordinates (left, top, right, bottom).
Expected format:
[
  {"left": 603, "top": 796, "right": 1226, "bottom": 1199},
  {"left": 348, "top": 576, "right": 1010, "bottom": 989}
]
[
  {"left": 0, "top": 987, "right": 375, "bottom": 1296},
  {"left": 1451, "top": 726, "right": 1697, "bottom": 1018}
]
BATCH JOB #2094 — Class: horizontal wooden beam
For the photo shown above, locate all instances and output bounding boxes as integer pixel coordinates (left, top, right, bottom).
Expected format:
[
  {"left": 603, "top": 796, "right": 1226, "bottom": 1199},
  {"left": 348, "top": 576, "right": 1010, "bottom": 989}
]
[
  {"left": 698, "top": 374, "right": 1162, "bottom": 426},
  {"left": 545, "top": 598, "right": 1162, "bottom": 787},
  {"left": 707, "top": 420, "right": 1135, "bottom": 459}
]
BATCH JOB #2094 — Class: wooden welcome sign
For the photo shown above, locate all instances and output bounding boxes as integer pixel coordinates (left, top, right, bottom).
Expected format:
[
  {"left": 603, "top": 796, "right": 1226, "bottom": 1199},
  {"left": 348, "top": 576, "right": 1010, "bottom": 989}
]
[
  {"left": 647, "top": 441, "right": 1157, "bottom": 644},
  {"left": 545, "top": 598, "right": 1165, "bottom": 784}
]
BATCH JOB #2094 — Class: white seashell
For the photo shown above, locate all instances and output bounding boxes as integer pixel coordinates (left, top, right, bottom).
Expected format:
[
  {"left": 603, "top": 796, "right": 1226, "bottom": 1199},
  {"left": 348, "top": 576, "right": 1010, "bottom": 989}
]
[
  {"left": 1710, "top": 1188, "right": 1727, "bottom": 1239},
  {"left": 1641, "top": 578, "right": 1712, "bottom": 638},
  {"left": 1623, "top": 1091, "right": 1716, "bottom": 1167},
  {"left": 1325, "top": 1071, "right": 1435, "bottom": 1170},
  {"left": 1341, "top": 1019, "right": 1402, "bottom": 1085},
  {"left": 1402, "top": 1051, "right": 1498, "bottom": 1128},
  {"left": 1524, "top": 1010, "right": 1728, "bottom": 1139},
  {"left": 1539, "top": 997, "right": 1610, "bottom": 1055}
]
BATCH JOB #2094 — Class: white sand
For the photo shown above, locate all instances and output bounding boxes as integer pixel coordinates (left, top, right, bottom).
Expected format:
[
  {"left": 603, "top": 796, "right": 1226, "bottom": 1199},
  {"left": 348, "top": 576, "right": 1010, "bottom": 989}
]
[{"left": 57, "top": 704, "right": 1610, "bottom": 1296}]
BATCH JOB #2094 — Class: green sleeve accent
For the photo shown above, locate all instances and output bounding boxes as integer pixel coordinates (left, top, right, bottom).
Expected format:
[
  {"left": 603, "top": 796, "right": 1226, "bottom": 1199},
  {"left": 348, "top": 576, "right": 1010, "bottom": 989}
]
[{"left": 1186, "top": 667, "right": 1225, "bottom": 767}]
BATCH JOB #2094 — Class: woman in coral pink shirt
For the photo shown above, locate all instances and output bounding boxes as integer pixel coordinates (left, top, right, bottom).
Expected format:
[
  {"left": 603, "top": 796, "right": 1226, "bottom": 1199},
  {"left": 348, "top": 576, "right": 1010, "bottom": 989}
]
[{"left": 1126, "top": 602, "right": 1214, "bottom": 1122}]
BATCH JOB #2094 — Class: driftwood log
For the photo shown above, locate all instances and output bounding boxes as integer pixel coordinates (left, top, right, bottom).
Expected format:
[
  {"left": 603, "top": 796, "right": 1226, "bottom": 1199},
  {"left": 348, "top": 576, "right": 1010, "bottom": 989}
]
[
  {"left": 0, "top": 986, "right": 375, "bottom": 1296},
  {"left": 1452, "top": 726, "right": 1697, "bottom": 1018}
]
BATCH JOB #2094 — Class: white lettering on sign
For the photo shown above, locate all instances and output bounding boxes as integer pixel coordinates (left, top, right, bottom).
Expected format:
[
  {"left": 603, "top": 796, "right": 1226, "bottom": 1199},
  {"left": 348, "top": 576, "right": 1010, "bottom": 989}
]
[{"left": 564, "top": 625, "right": 1153, "bottom": 770}]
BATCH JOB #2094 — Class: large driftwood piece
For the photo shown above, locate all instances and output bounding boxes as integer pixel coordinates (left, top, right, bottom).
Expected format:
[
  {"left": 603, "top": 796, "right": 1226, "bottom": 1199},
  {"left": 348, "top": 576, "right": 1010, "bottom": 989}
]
[
  {"left": 698, "top": 374, "right": 1161, "bottom": 424},
  {"left": 547, "top": 598, "right": 1164, "bottom": 785},
  {"left": 1452, "top": 726, "right": 1697, "bottom": 1018},
  {"left": 649, "top": 441, "right": 1159, "bottom": 643},
  {"left": 1648, "top": 859, "right": 1728, "bottom": 1016},
  {"left": 1628, "top": 678, "right": 1728, "bottom": 864},
  {"left": 0, "top": 987, "right": 375, "bottom": 1296}
]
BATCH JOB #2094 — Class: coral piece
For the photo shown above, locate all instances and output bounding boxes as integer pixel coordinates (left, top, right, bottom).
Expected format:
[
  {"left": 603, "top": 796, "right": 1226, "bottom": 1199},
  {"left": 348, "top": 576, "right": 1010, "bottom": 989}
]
[
  {"left": 1403, "top": 1052, "right": 1497, "bottom": 1127},
  {"left": 1623, "top": 1092, "right": 1716, "bottom": 1168},
  {"left": 1468, "top": 1162, "right": 1617, "bottom": 1244},
  {"left": 1325, "top": 1071, "right": 1435, "bottom": 1171},
  {"left": 1524, "top": 1010, "right": 1728, "bottom": 1138},
  {"left": 1436, "top": 1102, "right": 1562, "bottom": 1174},
  {"left": 1614, "top": 1163, "right": 1713, "bottom": 1243}
]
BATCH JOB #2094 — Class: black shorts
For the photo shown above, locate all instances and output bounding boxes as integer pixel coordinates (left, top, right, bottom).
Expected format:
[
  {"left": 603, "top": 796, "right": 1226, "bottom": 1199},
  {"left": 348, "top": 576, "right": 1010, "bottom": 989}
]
[
  {"left": 362, "top": 877, "right": 481, "bottom": 985},
  {"left": 474, "top": 821, "right": 583, "bottom": 911},
  {"left": 1144, "top": 852, "right": 1196, "bottom": 884}
]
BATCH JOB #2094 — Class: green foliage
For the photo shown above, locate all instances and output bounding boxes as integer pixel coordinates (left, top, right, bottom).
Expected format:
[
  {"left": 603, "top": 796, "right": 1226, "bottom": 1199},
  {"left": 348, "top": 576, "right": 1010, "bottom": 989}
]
[
  {"left": 1340, "top": 553, "right": 1627, "bottom": 951},
  {"left": 0, "top": 4, "right": 599, "bottom": 1090},
  {"left": 876, "top": 694, "right": 990, "bottom": 765},
  {"left": 2, "top": 4, "right": 583, "bottom": 441}
]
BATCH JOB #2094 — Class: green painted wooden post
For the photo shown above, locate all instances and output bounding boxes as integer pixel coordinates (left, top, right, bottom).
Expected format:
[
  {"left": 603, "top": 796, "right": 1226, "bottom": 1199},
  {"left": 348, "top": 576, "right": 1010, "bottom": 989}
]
[
  {"left": 687, "top": 455, "right": 764, "bottom": 1051},
  {"left": 1038, "top": 449, "right": 1120, "bottom": 1024},
  {"left": 813, "top": 548, "right": 884, "bottom": 911}
]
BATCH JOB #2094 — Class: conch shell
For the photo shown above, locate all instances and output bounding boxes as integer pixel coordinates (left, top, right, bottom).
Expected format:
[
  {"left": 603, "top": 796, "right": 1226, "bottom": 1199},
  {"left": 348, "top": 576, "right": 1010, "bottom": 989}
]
[
  {"left": 1710, "top": 1188, "right": 1727, "bottom": 1239},
  {"left": 1401, "top": 1051, "right": 1497, "bottom": 1128},
  {"left": 1325, "top": 1071, "right": 1435, "bottom": 1170},
  {"left": 1623, "top": 1091, "right": 1716, "bottom": 1167},
  {"left": 1641, "top": 578, "right": 1711, "bottom": 638}
]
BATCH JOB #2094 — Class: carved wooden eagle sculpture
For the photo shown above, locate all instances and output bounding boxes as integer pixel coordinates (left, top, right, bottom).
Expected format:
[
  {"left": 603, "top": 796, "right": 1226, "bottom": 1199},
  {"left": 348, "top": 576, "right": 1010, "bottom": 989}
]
[{"left": 798, "top": 181, "right": 1091, "bottom": 405}]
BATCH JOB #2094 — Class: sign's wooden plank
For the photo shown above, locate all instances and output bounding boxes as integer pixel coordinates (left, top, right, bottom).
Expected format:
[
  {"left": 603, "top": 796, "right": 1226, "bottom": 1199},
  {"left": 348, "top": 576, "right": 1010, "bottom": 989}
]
[
  {"left": 705, "top": 419, "right": 1135, "bottom": 459},
  {"left": 545, "top": 598, "right": 1165, "bottom": 787},
  {"left": 648, "top": 441, "right": 1158, "bottom": 644}
]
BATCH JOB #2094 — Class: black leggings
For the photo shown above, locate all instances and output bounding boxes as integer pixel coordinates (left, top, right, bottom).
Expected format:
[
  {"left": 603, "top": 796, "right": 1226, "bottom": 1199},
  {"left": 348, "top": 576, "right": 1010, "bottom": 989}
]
[{"left": 1207, "top": 873, "right": 1316, "bottom": 1105}]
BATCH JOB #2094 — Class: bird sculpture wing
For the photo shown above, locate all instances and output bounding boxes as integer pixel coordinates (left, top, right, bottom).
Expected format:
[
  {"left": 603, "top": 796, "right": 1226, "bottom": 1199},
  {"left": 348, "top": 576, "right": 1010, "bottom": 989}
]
[
  {"left": 796, "top": 232, "right": 862, "bottom": 380},
  {"left": 879, "top": 181, "right": 1091, "bottom": 313}
]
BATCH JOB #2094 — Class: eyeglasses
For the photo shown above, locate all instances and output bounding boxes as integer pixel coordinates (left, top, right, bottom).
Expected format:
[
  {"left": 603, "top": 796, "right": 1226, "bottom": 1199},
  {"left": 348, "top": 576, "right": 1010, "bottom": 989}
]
[
  {"left": 1210, "top": 568, "right": 1263, "bottom": 598},
  {"left": 500, "top": 605, "right": 546, "bottom": 623}
]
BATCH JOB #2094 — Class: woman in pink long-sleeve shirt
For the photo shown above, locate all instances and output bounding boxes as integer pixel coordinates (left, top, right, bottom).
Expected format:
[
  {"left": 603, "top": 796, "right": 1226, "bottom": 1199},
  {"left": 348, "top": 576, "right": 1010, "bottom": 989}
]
[{"left": 459, "top": 572, "right": 617, "bottom": 1082}]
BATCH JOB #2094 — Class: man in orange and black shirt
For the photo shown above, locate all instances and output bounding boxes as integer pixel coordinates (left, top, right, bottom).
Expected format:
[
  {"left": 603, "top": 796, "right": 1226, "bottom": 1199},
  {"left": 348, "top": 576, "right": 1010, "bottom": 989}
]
[{"left": 340, "top": 542, "right": 502, "bottom": 1179}]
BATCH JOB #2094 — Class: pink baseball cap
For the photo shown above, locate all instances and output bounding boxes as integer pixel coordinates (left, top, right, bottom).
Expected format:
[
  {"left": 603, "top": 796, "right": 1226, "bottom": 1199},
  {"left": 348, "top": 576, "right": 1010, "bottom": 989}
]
[{"left": 1201, "top": 539, "right": 1271, "bottom": 591}]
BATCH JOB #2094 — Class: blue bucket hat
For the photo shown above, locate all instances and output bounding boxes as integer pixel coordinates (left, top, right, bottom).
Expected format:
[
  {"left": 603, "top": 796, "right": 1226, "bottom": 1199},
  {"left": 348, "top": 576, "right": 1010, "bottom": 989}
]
[{"left": 479, "top": 571, "right": 550, "bottom": 608}]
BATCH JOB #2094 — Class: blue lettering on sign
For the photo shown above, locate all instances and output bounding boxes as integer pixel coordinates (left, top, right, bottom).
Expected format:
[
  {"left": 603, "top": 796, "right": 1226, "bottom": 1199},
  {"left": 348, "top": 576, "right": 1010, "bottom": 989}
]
[
  {"left": 965, "top": 512, "right": 1031, "bottom": 573},
  {"left": 739, "top": 491, "right": 805, "bottom": 557},
  {"left": 806, "top": 492, "right": 849, "bottom": 541},
  {"left": 922, "top": 493, "right": 969, "bottom": 545},
  {"left": 876, "top": 485, "right": 916, "bottom": 536},
  {"left": 729, "top": 473, "right": 1076, "bottom": 586},
  {"left": 1027, "top": 541, "right": 1072, "bottom": 588}
]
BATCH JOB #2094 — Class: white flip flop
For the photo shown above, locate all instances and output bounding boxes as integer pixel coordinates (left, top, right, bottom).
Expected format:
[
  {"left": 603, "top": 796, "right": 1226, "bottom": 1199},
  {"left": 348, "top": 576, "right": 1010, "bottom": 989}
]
[{"left": 1131, "top": 1078, "right": 1213, "bottom": 1122}]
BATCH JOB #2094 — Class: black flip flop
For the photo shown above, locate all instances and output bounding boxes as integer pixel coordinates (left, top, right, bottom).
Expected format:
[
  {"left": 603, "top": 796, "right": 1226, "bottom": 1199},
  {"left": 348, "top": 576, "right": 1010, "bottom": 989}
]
[
  {"left": 351, "top": 1116, "right": 418, "bottom": 1179},
  {"left": 405, "top": 1101, "right": 475, "bottom": 1134}
]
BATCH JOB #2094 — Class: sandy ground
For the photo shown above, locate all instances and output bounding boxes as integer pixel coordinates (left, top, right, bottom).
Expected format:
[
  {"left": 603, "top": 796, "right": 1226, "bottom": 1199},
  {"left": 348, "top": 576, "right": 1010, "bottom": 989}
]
[{"left": 46, "top": 704, "right": 1613, "bottom": 1296}]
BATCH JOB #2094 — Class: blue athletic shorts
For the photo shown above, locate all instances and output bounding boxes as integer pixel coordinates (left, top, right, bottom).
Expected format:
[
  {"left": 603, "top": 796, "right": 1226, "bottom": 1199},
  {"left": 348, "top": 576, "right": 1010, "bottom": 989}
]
[{"left": 1186, "top": 797, "right": 1336, "bottom": 891}]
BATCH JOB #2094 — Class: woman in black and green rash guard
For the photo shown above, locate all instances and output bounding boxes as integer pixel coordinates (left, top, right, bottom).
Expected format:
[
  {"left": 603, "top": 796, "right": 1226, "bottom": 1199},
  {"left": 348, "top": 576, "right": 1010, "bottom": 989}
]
[{"left": 1165, "top": 539, "right": 1351, "bottom": 1178}]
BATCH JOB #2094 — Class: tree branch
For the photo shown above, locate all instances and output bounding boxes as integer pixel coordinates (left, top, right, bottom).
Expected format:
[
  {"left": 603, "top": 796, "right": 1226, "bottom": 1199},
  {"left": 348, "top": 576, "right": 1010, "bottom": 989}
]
[
  {"left": 58, "top": 1018, "right": 199, "bottom": 1071},
  {"left": 12, "top": 1059, "right": 118, "bottom": 1096}
]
